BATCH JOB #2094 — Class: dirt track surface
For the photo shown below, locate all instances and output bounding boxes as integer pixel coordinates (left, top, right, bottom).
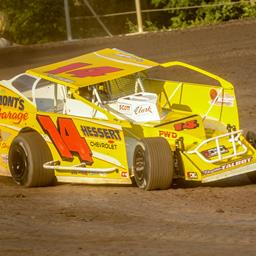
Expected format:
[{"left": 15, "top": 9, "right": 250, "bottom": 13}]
[{"left": 0, "top": 20, "right": 256, "bottom": 255}]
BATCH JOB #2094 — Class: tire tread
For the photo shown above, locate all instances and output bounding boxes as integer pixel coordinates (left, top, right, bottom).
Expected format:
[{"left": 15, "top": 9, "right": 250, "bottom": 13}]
[
  {"left": 135, "top": 137, "right": 174, "bottom": 190},
  {"left": 9, "top": 131, "right": 55, "bottom": 187}
]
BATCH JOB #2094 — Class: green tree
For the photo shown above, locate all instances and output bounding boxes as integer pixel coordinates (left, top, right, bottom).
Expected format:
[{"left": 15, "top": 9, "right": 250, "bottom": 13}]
[
  {"left": 152, "top": 0, "right": 202, "bottom": 28},
  {"left": 151, "top": 0, "right": 256, "bottom": 28},
  {"left": 1, "top": 0, "right": 66, "bottom": 44}
]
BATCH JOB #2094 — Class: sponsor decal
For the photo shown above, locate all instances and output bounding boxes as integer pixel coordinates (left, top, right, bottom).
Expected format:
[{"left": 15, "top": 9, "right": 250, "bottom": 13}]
[
  {"left": 210, "top": 89, "right": 234, "bottom": 107},
  {"left": 71, "top": 170, "right": 103, "bottom": 176},
  {"left": 0, "top": 95, "right": 27, "bottom": 124},
  {"left": 81, "top": 126, "right": 121, "bottom": 140},
  {"left": 37, "top": 115, "right": 93, "bottom": 164},
  {"left": 1, "top": 154, "right": 8, "bottom": 163},
  {"left": 174, "top": 120, "right": 199, "bottom": 131},
  {"left": 187, "top": 172, "right": 198, "bottom": 179},
  {"left": 90, "top": 141, "right": 117, "bottom": 150},
  {"left": 0, "top": 108, "right": 28, "bottom": 124},
  {"left": 47, "top": 62, "right": 122, "bottom": 78},
  {"left": 201, "top": 145, "right": 229, "bottom": 159},
  {"left": 134, "top": 105, "right": 152, "bottom": 115},
  {"left": 70, "top": 170, "right": 106, "bottom": 177},
  {"left": 0, "top": 95, "right": 24, "bottom": 110},
  {"left": 159, "top": 130, "right": 177, "bottom": 139},
  {"left": 118, "top": 104, "right": 131, "bottom": 113},
  {"left": 218, "top": 94, "right": 234, "bottom": 106},
  {"left": 115, "top": 53, "right": 144, "bottom": 62},
  {"left": 210, "top": 89, "right": 218, "bottom": 101},
  {"left": 0, "top": 142, "right": 9, "bottom": 149},
  {"left": 121, "top": 172, "right": 128, "bottom": 178},
  {"left": 71, "top": 170, "right": 89, "bottom": 176},
  {"left": 202, "top": 157, "right": 253, "bottom": 175}
]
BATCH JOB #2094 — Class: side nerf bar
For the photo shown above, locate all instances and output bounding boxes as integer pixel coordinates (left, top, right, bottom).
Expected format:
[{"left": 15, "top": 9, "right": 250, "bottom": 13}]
[{"left": 43, "top": 160, "right": 118, "bottom": 173}]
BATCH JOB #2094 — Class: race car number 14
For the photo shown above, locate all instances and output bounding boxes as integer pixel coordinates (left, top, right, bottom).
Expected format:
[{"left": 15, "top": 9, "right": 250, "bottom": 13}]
[
  {"left": 37, "top": 115, "right": 93, "bottom": 164},
  {"left": 47, "top": 62, "right": 122, "bottom": 78}
]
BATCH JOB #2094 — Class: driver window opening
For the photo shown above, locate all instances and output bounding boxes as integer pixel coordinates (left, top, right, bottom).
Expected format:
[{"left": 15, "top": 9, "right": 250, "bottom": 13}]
[
  {"left": 35, "top": 79, "right": 66, "bottom": 113},
  {"left": 11, "top": 74, "right": 37, "bottom": 101}
]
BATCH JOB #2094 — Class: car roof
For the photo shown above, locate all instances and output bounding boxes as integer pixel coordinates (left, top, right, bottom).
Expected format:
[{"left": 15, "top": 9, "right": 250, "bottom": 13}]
[{"left": 26, "top": 48, "right": 159, "bottom": 89}]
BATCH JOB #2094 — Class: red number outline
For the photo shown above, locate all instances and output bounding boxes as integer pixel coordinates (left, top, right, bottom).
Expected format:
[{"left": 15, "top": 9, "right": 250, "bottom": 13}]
[
  {"left": 37, "top": 115, "right": 93, "bottom": 164},
  {"left": 47, "top": 62, "right": 122, "bottom": 78}
]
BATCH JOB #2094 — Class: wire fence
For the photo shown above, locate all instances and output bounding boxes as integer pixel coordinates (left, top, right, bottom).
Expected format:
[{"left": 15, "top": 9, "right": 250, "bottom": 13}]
[
  {"left": 76, "top": 0, "right": 253, "bottom": 18},
  {"left": 65, "top": 0, "right": 255, "bottom": 40}
]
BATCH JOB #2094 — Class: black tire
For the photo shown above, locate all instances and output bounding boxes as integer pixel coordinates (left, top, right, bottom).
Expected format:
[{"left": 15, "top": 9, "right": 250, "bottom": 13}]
[
  {"left": 8, "top": 131, "right": 55, "bottom": 187},
  {"left": 246, "top": 131, "right": 256, "bottom": 148},
  {"left": 133, "top": 137, "right": 174, "bottom": 190},
  {"left": 246, "top": 131, "right": 256, "bottom": 183},
  {"left": 247, "top": 171, "right": 256, "bottom": 184}
]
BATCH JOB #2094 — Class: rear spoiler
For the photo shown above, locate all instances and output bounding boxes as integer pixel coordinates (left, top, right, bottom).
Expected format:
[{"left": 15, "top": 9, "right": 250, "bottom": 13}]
[{"left": 161, "top": 61, "right": 233, "bottom": 89}]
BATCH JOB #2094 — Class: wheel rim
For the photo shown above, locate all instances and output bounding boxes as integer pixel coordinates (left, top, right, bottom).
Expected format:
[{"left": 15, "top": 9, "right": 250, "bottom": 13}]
[
  {"left": 9, "top": 144, "right": 28, "bottom": 183},
  {"left": 134, "top": 145, "right": 146, "bottom": 187}
]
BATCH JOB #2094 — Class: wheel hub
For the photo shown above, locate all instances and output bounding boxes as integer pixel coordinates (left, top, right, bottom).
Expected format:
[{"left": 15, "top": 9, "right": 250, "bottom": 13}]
[
  {"left": 10, "top": 144, "right": 28, "bottom": 181},
  {"left": 134, "top": 146, "right": 146, "bottom": 185}
]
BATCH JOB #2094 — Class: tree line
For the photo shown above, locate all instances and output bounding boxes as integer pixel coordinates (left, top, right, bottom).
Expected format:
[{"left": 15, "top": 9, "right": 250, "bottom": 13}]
[{"left": 0, "top": 0, "right": 255, "bottom": 44}]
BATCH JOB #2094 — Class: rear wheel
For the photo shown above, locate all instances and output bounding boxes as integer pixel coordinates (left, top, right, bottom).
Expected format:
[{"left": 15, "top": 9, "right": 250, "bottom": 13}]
[
  {"left": 8, "top": 131, "right": 56, "bottom": 187},
  {"left": 246, "top": 131, "right": 256, "bottom": 183},
  {"left": 133, "top": 137, "right": 174, "bottom": 190}
]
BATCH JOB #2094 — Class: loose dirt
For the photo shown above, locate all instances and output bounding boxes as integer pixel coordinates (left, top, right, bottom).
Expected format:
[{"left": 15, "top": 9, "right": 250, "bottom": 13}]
[{"left": 0, "top": 20, "right": 256, "bottom": 256}]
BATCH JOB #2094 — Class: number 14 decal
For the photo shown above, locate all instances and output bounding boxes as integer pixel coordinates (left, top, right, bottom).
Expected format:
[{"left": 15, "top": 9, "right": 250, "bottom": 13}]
[
  {"left": 47, "top": 62, "right": 122, "bottom": 78},
  {"left": 37, "top": 115, "right": 93, "bottom": 164}
]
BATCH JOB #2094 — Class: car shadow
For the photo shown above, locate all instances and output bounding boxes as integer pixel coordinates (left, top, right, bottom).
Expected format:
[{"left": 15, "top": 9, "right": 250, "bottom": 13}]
[{"left": 172, "top": 174, "right": 253, "bottom": 189}]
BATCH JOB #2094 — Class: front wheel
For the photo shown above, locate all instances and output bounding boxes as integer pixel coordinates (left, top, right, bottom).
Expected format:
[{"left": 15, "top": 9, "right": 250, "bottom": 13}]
[
  {"left": 8, "top": 131, "right": 56, "bottom": 187},
  {"left": 133, "top": 137, "right": 174, "bottom": 190}
]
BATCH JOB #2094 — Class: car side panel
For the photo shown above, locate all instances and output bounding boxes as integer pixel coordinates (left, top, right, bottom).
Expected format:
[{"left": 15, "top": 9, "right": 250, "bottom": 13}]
[
  {"left": 0, "top": 84, "right": 37, "bottom": 175},
  {"left": 34, "top": 112, "right": 131, "bottom": 184},
  {"left": 0, "top": 83, "right": 131, "bottom": 184}
]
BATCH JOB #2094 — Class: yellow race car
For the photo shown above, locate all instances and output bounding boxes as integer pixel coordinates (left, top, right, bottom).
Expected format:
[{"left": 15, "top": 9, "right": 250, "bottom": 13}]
[{"left": 0, "top": 48, "right": 256, "bottom": 190}]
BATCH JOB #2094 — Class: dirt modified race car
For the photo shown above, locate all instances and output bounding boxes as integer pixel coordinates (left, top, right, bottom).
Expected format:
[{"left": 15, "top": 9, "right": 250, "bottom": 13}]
[{"left": 0, "top": 48, "right": 256, "bottom": 190}]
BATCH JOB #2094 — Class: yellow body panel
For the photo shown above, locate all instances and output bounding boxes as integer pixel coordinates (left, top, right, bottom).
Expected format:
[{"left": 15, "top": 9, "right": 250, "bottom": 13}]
[
  {"left": 0, "top": 84, "right": 131, "bottom": 184},
  {"left": 27, "top": 48, "right": 158, "bottom": 88}
]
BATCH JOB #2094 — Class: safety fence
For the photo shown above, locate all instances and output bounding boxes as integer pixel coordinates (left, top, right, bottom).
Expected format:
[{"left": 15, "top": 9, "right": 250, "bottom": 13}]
[{"left": 64, "top": 0, "right": 255, "bottom": 40}]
